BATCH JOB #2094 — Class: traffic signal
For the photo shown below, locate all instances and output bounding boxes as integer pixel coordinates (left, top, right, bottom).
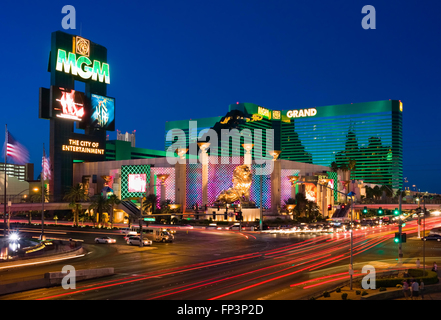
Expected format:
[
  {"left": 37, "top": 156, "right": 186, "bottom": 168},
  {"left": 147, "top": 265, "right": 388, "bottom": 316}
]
[
  {"left": 341, "top": 204, "right": 345, "bottom": 209},
  {"left": 238, "top": 211, "right": 243, "bottom": 221},
  {"left": 327, "top": 204, "right": 332, "bottom": 211},
  {"left": 394, "top": 232, "right": 407, "bottom": 243},
  {"left": 393, "top": 208, "right": 399, "bottom": 216},
  {"left": 212, "top": 211, "right": 216, "bottom": 220},
  {"left": 363, "top": 206, "right": 368, "bottom": 214},
  {"left": 235, "top": 212, "right": 239, "bottom": 220},
  {"left": 378, "top": 207, "right": 383, "bottom": 215},
  {"left": 224, "top": 212, "right": 228, "bottom": 220}
]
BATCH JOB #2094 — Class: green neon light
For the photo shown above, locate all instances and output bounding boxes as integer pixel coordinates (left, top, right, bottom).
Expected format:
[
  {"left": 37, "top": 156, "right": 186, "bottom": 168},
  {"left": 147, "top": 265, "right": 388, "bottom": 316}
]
[{"left": 56, "top": 49, "right": 110, "bottom": 84}]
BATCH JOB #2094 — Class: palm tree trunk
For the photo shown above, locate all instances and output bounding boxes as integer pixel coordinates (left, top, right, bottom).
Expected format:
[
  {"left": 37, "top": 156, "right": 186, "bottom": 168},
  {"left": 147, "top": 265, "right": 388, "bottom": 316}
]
[{"left": 110, "top": 205, "right": 114, "bottom": 229}]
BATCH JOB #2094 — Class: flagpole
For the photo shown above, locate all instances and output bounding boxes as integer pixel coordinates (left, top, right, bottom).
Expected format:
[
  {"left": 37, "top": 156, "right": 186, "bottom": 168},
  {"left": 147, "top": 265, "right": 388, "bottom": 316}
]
[
  {"left": 41, "top": 143, "right": 45, "bottom": 241},
  {"left": 3, "top": 124, "right": 7, "bottom": 239}
]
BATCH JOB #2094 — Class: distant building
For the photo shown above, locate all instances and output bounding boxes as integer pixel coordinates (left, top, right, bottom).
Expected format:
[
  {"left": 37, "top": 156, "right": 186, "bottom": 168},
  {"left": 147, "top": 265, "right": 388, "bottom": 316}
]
[
  {"left": 0, "top": 163, "right": 34, "bottom": 181},
  {"left": 117, "top": 130, "right": 136, "bottom": 147}
]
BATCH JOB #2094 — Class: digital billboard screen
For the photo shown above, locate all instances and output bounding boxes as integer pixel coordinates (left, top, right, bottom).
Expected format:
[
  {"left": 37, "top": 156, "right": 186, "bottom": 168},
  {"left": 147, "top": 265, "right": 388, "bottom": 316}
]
[
  {"left": 51, "top": 86, "right": 86, "bottom": 121},
  {"left": 128, "top": 174, "right": 146, "bottom": 193},
  {"left": 90, "top": 94, "right": 115, "bottom": 131}
]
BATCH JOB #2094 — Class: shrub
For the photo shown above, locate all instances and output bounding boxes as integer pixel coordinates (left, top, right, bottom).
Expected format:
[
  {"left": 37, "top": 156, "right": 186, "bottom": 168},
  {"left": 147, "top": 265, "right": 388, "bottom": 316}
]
[
  {"left": 356, "top": 290, "right": 361, "bottom": 295},
  {"left": 365, "top": 269, "right": 439, "bottom": 288},
  {"left": 379, "top": 287, "right": 387, "bottom": 292},
  {"left": 341, "top": 293, "right": 348, "bottom": 300},
  {"left": 396, "top": 284, "right": 402, "bottom": 289},
  {"left": 336, "top": 287, "right": 341, "bottom": 293},
  {"left": 361, "top": 291, "right": 368, "bottom": 296},
  {"left": 323, "top": 291, "right": 330, "bottom": 298}
]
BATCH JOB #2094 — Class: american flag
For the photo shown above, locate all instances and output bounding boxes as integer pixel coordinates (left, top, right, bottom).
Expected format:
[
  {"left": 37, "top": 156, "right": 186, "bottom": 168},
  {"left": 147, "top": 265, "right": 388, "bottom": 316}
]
[
  {"left": 42, "top": 150, "right": 51, "bottom": 180},
  {"left": 6, "top": 131, "right": 29, "bottom": 164}
]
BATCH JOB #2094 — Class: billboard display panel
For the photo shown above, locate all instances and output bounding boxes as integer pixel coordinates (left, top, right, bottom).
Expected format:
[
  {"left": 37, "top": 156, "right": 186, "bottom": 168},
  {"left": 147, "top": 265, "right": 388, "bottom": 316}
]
[
  {"left": 128, "top": 174, "right": 146, "bottom": 193},
  {"left": 90, "top": 94, "right": 115, "bottom": 131},
  {"left": 51, "top": 86, "right": 86, "bottom": 121}
]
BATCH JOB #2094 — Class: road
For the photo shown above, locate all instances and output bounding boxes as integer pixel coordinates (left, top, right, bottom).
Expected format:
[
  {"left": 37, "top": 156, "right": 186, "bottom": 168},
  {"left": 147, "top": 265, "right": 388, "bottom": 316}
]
[{"left": 1, "top": 216, "right": 441, "bottom": 300}]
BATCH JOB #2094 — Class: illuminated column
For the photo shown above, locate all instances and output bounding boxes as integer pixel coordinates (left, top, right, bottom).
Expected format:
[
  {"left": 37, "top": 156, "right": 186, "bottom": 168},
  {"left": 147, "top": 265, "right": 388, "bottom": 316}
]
[
  {"left": 242, "top": 144, "right": 254, "bottom": 167},
  {"left": 268, "top": 150, "right": 281, "bottom": 214},
  {"left": 198, "top": 142, "right": 210, "bottom": 208},
  {"left": 156, "top": 174, "right": 169, "bottom": 204},
  {"left": 318, "top": 178, "right": 330, "bottom": 218},
  {"left": 174, "top": 148, "right": 188, "bottom": 213}
]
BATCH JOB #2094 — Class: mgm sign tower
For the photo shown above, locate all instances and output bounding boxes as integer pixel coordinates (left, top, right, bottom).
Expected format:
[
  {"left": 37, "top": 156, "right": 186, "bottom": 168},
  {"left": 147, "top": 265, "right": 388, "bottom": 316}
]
[{"left": 39, "top": 31, "right": 115, "bottom": 201}]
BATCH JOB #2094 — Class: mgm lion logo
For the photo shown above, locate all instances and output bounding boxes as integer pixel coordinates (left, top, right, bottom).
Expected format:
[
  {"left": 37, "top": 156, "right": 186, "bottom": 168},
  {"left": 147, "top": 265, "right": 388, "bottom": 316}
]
[{"left": 215, "top": 165, "right": 254, "bottom": 205}]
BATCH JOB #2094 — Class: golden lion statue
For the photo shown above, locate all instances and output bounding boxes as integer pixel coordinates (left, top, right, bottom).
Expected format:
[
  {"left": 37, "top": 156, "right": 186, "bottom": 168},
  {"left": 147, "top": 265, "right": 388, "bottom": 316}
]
[{"left": 215, "top": 165, "right": 254, "bottom": 205}]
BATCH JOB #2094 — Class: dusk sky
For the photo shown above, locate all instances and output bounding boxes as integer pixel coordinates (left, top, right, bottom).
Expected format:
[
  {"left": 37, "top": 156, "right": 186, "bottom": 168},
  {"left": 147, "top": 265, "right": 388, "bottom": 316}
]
[{"left": 1, "top": 0, "right": 440, "bottom": 193}]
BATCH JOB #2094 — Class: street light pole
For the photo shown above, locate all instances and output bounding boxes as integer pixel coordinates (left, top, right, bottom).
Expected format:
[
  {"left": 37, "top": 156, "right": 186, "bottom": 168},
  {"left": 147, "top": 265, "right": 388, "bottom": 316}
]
[
  {"left": 423, "top": 196, "right": 426, "bottom": 274},
  {"left": 139, "top": 195, "right": 144, "bottom": 247},
  {"left": 319, "top": 181, "right": 355, "bottom": 289},
  {"left": 259, "top": 169, "right": 263, "bottom": 231},
  {"left": 41, "top": 144, "right": 45, "bottom": 241},
  {"left": 398, "top": 192, "right": 403, "bottom": 265},
  {"left": 347, "top": 192, "right": 356, "bottom": 290}
]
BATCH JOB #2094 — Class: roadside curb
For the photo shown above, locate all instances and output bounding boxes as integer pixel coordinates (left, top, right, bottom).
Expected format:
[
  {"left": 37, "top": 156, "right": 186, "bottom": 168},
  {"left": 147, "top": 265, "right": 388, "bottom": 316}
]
[{"left": 0, "top": 247, "right": 86, "bottom": 270}]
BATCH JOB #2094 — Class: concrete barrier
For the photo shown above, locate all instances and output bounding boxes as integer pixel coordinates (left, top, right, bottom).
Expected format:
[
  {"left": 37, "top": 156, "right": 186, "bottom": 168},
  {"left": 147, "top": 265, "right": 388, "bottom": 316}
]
[
  {"left": 0, "top": 268, "right": 115, "bottom": 296},
  {"left": 45, "top": 267, "right": 115, "bottom": 284}
]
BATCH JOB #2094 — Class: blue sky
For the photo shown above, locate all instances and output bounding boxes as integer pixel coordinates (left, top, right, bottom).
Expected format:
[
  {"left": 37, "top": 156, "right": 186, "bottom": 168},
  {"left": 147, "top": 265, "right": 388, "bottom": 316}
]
[{"left": 1, "top": 0, "right": 440, "bottom": 193}]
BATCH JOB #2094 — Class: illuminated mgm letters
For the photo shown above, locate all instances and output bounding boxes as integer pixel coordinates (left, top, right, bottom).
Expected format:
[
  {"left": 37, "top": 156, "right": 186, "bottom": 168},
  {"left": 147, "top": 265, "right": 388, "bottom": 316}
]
[{"left": 56, "top": 49, "right": 110, "bottom": 84}]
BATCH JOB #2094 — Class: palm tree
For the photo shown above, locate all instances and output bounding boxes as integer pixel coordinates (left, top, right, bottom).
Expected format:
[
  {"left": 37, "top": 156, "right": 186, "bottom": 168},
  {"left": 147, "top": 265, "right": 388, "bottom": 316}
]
[
  {"left": 305, "top": 200, "right": 321, "bottom": 222},
  {"left": 293, "top": 193, "right": 307, "bottom": 218},
  {"left": 330, "top": 161, "right": 339, "bottom": 173},
  {"left": 107, "top": 194, "right": 121, "bottom": 229},
  {"left": 381, "top": 185, "right": 393, "bottom": 199},
  {"left": 29, "top": 186, "right": 50, "bottom": 225},
  {"left": 395, "top": 189, "right": 406, "bottom": 200},
  {"left": 143, "top": 194, "right": 159, "bottom": 214},
  {"left": 88, "top": 195, "right": 111, "bottom": 228},
  {"left": 348, "top": 159, "right": 357, "bottom": 192},
  {"left": 63, "top": 184, "right": 89, "bottom": 227},
  {"left": 372, "top": 185, "right": 382, "bottom": 200}
]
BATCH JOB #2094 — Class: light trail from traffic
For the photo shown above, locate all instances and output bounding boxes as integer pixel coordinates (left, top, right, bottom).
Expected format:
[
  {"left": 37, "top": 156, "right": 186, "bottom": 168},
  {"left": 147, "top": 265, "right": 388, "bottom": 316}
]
[{"left": 26, "top": 216, "right": 441, "bottom": 300}]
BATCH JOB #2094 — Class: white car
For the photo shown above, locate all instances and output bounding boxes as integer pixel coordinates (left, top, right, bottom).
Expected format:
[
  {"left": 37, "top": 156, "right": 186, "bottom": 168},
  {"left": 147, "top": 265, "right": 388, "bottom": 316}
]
[
  {"left": 95, "top": 236, "right": 116, "bottom": 244},
  {"left": 126, "top": 236, "right": 152, "bottom": 246}
]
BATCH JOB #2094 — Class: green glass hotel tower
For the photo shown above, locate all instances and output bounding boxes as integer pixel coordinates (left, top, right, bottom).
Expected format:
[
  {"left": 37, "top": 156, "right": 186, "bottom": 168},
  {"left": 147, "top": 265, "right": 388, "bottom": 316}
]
[{"left": 165, "top": 100, "right": 403, "bottom": 189}]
